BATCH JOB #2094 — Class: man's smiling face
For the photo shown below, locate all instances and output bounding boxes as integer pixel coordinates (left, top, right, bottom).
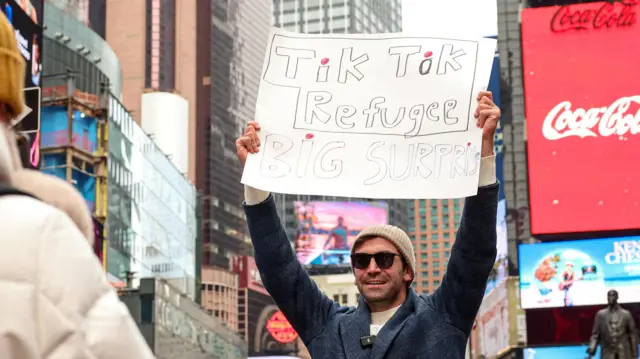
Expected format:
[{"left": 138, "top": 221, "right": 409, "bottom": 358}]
[{"left": 352, "top": 236, "right": 412, "bottom": 311}]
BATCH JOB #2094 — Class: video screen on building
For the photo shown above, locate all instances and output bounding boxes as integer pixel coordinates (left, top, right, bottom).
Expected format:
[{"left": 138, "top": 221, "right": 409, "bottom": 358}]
[
  {"left": 293, "top": 201, "right": 388, "bottom": 266},
  {"left": 0, "top": 0, "right": 42, "bottom": 88},
  {"left": 521, "top": 1, "right": 640, "bottom": 235},
  {"left": 519, "top": 236, "right": 640, "bottom": 309},
  {"left": 523, "top": 345, "right": 640, "bottom": 359}
]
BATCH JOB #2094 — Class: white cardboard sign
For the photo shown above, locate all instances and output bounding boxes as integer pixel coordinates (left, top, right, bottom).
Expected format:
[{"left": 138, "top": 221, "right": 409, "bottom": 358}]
[{"left": 241, "top": 28, "right": 496, "bottom": 199}]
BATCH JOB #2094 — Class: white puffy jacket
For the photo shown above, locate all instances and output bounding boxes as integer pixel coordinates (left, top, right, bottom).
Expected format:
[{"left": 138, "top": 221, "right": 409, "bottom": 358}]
[{"left": 0, "top": 128, "right": 155, "bottom": 358}]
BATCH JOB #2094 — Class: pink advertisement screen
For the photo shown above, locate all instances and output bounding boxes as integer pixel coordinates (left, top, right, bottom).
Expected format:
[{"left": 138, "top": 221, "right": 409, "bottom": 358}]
[{"left": 293, "top": 201, "right": 388, "bottom": 266}]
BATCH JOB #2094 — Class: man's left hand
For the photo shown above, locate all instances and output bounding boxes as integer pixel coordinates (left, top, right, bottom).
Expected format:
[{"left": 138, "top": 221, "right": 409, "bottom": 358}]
[{"left": 474, "top": 91, "right": 500, "bottom": 157}]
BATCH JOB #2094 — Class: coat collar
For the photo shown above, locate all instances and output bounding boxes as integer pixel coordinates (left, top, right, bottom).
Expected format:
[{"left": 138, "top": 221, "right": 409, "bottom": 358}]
[{"left": 339, "top": 288, "right": 417, "bottom": 359}]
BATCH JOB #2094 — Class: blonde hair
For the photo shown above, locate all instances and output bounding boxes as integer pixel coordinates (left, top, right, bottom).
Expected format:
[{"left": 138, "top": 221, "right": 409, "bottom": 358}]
[{"left": 0, "top": 12, "right": 25, "bottom": 118}]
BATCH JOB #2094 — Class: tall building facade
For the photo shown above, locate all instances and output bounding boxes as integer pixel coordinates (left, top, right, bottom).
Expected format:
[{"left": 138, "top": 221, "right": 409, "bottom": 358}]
[
  {"left": 498, "top": 0, "right": 530, "bottom": 275},
  {"left": 199, "top": 0, "right": 272, "bottom": 269},
  {"left": 409, "top": 199, "right": 464, "bottom": 294},
  {"left": 273, "top": 0, "right": 402, "bottom": 34},
  {"left": 105, "top": 0, "right": 198, "bottom": 182},
  {"left": 194, "top": 0, "right": 272, "bottom": 328},
  {"left": 271, "top": 0, "right": 409, "bottom": 237}
]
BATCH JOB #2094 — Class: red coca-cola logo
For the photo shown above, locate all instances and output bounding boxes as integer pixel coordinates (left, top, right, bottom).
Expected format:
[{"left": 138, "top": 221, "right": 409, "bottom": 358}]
[{"left": 550, "top": 0, "right": 638, "bottom": 33}]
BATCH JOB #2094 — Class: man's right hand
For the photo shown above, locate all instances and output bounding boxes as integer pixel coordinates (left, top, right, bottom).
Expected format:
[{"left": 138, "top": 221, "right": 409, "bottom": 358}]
[{"left": 235, "top": 121, "right": 261, "bottom": 166}]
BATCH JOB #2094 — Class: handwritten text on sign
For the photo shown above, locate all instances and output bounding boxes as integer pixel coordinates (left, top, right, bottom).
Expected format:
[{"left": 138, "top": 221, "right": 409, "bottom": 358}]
[{"left": 242, "top": 30, "right": 496, "bottom": 199}]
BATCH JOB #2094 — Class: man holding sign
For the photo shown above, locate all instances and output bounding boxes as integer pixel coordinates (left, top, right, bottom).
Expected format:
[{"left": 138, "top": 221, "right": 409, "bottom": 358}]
[{"left": 236, "top": 90, "right": 499, "bottom": 358}]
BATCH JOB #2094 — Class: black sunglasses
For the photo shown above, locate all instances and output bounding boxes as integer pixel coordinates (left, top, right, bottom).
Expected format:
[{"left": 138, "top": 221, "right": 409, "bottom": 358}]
[{"left": 351, "top": 252, "right": 401, "bottom": 270}]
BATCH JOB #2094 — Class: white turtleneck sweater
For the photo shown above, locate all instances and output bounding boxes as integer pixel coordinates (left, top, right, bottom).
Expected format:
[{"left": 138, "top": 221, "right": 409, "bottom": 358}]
[{"left": 244, "top": 154, "right": 498, "bottom": 334}]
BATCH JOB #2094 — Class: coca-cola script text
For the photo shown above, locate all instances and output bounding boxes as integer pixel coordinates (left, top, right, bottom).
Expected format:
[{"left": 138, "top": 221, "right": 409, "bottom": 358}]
[
  {"left": 542, "top": 96, "right": 640, "bottom": 140},
  {"left": 550, "top": 0, "right": 638, "bottom": 33}
]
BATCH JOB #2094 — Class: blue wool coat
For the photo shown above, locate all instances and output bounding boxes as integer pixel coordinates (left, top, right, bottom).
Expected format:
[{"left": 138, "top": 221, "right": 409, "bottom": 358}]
[{"left": 244, "top": 183, "right": 498, "bottom": 359}]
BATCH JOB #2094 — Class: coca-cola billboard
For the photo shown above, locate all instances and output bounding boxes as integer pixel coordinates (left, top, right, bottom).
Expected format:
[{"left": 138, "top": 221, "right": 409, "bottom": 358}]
[{"left": 522, "top": 1, "right": 640, "bottom": 235}]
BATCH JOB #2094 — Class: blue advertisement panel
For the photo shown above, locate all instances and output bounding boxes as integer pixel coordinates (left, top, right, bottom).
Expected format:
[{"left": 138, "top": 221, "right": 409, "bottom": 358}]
[
  {"left": 523, "top": 345, "right": 640, "bottom": 359},
  {"left": 293, "top": 201, "right": 388, "bottom": 266},
  {"left": 39, "top": 106, "right": 97, "bottom": 211},
  {"left": 519, "top": 236, "right": 640, "bottom": 309},
  {"left": 484, "top": 53, "right": 508, "bottom": 295}
]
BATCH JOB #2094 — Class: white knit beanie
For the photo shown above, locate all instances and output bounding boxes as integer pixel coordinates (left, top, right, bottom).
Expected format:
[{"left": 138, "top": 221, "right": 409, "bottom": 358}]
[{"left": 351, "top": 224, "right": 416, "bottom": 280}]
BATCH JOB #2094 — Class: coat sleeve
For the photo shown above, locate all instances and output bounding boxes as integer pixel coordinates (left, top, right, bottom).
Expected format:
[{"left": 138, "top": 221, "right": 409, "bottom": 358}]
[
  {"left": 244, "top": 194, "right": 340, "bottom": 345},
  {"left": 38, "top": 209, "right": 155, "bottom": 359},
  {"left": 429, "top": 183, "right": 499, "bottom": 335}
]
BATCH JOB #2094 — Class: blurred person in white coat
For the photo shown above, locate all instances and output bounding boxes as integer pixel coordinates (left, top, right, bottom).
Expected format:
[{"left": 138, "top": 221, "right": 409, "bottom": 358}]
[{"left": 0, "top": 11, "right": 155, "bottom": 359}]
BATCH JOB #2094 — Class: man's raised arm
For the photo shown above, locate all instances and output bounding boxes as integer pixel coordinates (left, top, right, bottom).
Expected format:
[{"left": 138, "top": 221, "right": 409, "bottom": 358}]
[
  {"left": 429, "top": 155, "right": 499, "bottom": 335},
  {"left": 238, "top": 122, "right": 339, "bottom": 345},
  {"left": 428, "top": 90, "right": 501, "bottom": 335}
]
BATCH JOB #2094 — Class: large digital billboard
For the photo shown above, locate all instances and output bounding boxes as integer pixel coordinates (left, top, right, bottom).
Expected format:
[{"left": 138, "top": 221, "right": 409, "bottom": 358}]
[
  {"left": 522, "top": 1, "right": 640, "bottom": 235},
  {"left": 40, "top": 106, "right": 97, "bottom": 211},
  {"left": 523, "top": 345, "right": 640, "bottom": 359},
  {"left": 0, "top": 0, "right": 42, "bottom": 88},
  {"left": 293, "top": 201, "right": 388, "bottom": 266},
  {"left": 519, "top": 236, "right": 640, "bottom": 309}
]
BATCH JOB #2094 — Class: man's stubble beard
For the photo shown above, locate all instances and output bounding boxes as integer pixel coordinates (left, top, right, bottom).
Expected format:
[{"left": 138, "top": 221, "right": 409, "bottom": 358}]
[{"left": 357, "top": 272, "right": 405, "bottom": 305}]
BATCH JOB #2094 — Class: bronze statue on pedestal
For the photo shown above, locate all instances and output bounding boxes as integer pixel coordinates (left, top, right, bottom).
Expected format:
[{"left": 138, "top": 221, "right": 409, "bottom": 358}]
[{"left": 586, "top": 290, "right": 638, "bottom": 359}]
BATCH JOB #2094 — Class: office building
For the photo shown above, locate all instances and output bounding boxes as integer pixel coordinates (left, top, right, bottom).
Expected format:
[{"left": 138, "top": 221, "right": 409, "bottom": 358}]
[
  {"left": 200, "top": 0, "right": 272, "bottom": 269},
  {"left": 201, "top": 266, "right": 240, "bottom": 332},
  {"left": 195, "top": 0, "right": 272, "bottom": 327},
  {"left": 273, "top": 0, "right": 402, "bottom": 34},
  {"left": 409, "top": 199, "right": 464, "bottom": 294},
  {"left": 498, "top": 0, "right": 530, "bottom": 272},
  {"left": 105, "top": 96, "right": 199, "bottom": 299},
  {"left": 38, "top": 0, "right": 199, "bottom": 300},
  {"left": 103, "top": 0, "right": 272, "bottom": 326},
  {"left": 105, "top": 0, "right": 198, "bottom": 182}
]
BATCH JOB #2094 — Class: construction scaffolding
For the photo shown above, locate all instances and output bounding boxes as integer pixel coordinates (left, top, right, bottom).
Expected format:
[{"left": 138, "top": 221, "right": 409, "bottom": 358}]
[{"left": 40, "top": 72, "right": 109, "bottom": 269}]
